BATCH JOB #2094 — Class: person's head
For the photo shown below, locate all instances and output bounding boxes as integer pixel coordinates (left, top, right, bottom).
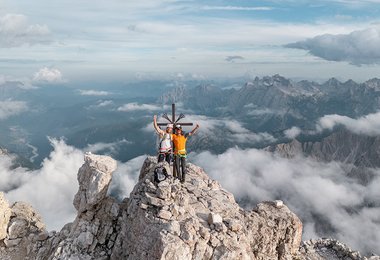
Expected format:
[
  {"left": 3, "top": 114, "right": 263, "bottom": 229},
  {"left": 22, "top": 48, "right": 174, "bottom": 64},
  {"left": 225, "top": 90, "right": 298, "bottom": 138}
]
[
  {"left": 176, "top": 125, "right": 183, "bottom": 135},
  {"left": 166, "top": 124, "right": 173, "bottom": 133}
]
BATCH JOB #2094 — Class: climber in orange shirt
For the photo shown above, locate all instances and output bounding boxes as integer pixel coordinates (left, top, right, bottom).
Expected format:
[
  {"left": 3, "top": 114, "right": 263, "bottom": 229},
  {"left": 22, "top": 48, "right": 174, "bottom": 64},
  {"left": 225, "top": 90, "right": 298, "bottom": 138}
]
[{"left": 172, "top": 123, "right": 200, "bottom": 183}]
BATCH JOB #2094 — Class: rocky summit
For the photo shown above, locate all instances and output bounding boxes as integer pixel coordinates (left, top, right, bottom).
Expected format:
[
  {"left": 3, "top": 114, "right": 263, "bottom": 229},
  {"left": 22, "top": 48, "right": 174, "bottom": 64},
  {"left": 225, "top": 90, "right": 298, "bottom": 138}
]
[{"left": 0, "top": 153, "right": 377, "bottom": 259}]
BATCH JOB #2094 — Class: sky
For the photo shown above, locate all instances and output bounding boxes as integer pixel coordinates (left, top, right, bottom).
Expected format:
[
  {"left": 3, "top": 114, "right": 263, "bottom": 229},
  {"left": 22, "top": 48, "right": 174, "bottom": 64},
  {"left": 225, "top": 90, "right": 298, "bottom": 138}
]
[{"left": 1, "top": 0, "right": 380, "bottom": 82}]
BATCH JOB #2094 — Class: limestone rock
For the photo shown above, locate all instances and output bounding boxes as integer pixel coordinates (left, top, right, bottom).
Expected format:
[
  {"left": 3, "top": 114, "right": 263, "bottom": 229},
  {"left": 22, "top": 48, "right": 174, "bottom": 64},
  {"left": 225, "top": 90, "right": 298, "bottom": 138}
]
[
  {"left": 0, "top": 193, "right": 11, "bottom": 241},
  {"left": 73, "top": 153, "right": 117, "bottom": 213},
  {"left": 2, "top": 154, "right": 373, "bottom": 260},
  {"left": 207, "top": 212, "right": 223, "bottom": 225},
  {"left": 111, "top": 156, "right": 303, "bottom": 260},
  {"left": 299, "top": 238, "right": 370, "bottom": 260}
]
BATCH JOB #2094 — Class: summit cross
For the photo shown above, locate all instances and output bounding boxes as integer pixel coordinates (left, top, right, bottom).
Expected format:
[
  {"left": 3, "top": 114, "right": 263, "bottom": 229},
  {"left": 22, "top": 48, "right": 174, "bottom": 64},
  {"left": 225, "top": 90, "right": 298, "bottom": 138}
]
[
  {"left": 157, "top": 103, "right": 194, "bottom": 177},
  {"left": 157, "top": 103, "right": 193, "bottom": 129}
]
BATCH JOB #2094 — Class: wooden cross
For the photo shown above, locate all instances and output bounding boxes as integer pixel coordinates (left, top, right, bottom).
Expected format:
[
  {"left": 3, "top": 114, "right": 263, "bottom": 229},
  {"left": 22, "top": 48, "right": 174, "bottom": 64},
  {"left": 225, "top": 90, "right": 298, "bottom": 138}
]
[
  {"left": 157, "top": 103, "right": 193, "bottom": 129},
  {"left": 157, "top": 103, "right": 193, "bottom": 177}
]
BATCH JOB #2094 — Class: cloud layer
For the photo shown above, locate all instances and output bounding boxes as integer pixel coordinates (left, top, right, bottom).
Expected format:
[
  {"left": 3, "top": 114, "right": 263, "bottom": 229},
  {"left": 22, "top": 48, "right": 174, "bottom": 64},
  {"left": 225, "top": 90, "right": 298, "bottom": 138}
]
[
  {"left": 79, "top": 90, "right": 111, "bottom": 96},
  {"left": 317, "top": 111, "right": 380, "bottom": 136},
  {"left": 0, "top": 139, "right": 144, "bottom": 231},
  {"left": 286, "top": 27, "right": 380, "bottom": 65},
  {"left": 0, "top": 100, "right": 28, "bottom": 120},
  {"left": 0, "top": 14, "right": 51, "bottom": 48},
  {"left": 117, "top": 102, "right": 162, "bottom": 112},
  {"left": 191, "top": 148, "right": 380, "bottom": 254},
  {"left": 1, "top": 139, "right": 83, "bottom": 231}
]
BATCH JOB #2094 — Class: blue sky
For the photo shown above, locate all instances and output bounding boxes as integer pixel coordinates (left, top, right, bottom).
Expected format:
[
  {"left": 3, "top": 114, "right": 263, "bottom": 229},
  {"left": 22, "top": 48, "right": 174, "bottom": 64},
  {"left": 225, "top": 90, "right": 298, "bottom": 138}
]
[{"left": 1, "top": 0, "right": 380, "bottom": 83}]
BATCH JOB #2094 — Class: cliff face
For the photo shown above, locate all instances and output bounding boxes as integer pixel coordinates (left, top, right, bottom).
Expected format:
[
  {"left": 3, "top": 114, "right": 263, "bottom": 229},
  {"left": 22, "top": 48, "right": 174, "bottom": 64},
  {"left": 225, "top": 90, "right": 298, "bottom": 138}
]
[{"left": 0, "top": 153, "right": 304, "bottom": 259}]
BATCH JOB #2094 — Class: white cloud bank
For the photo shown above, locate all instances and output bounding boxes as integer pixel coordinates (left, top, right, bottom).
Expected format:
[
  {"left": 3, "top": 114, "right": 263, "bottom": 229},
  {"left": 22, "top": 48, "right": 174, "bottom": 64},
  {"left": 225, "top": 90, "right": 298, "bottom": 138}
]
[
  {"left": 79, "top": 90, "right": 111, "bottom": 96},
  {"left": 0, "top": 139, "right": 144, "bottom": 231},
  {"left": 0, "top": 100, "right": 28, "bottom": 119},
  {"left": 0, "top": 14, "right": 51, "bottom": 48},
  {"left": 317, "top": 111, "right": 380, "bottom": 136},
  {"left": 286, "top": 27, "right": 380, "bottom": 65},
  {"left": 1, "top": 139, "right": 83, "bottom": 231},
  {"left": 117, "top": 102, "right": 162, "bottom": 112},
  {"left": 284, "top": 126, "right": 301, "bottom": 139},
  {"left": 191, "top": 148, "right": 380, "bottom": 255},
  {"left": 33, "top": 67, "right": 64, "bottom": 84},
  {"left": 85, "top": 139, "right": 132, "bottom": 155}
]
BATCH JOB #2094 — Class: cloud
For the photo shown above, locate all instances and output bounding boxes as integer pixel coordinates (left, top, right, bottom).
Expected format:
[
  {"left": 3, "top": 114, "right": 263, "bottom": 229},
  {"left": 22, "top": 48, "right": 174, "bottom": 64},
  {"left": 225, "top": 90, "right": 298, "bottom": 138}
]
[
  {"left": 108, "top": 155, "right": 147, "bottom": 200},
  {"left": 33, "top": 67, "right": 64, "bottom": 84},
  {"left": 284, "top": 126, "right": 302, "bottom": 139},
  {"left": 285, "top": 27, "right": 380, "bottom": 65},
  {"left": 96, "top": 100, "right": 114, "bottom": 107},
  {"left": 117, "top": 102, "right": 162, "bottom": 112},
  {"left": 225, "top": 55, "right": 244, "bottom": 62},
  {"left": 0, "top": 100, "right": 28, "bottom": 119},
  {"left": 79, "top": 90, "right": 111, "bottom": 96},
  {"left": 201, "top": 6, "right": 273, "bottom": 11},
  {"left": 0, "top": 14, "right": 51, "bottom": 48},
  {"left": 317, "top": 111, "right": 380, "bottom": 136},
  {"left": 191, "top": 147, "right": 380, "bottom": 254},
  {"left": 1, "top": 138, "right": 84, "bottom": 231},
  {"left": 84, "top": 139, "right": 132, "bottom": 155},
  {"left": 0, "top": 138, "right": 145, "bottom": 231}
]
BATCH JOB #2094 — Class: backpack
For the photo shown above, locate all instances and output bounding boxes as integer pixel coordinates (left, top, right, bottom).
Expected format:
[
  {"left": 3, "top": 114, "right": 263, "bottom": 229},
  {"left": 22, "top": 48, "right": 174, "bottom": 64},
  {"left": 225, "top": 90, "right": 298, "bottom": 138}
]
[{"left": 154, "top": 165, "right": 168, "bottom": 183}]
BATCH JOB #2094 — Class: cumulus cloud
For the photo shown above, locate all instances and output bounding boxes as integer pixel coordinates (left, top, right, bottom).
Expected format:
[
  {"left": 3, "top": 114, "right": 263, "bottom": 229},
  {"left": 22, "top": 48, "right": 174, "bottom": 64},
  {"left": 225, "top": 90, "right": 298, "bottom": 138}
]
[
  {"left": 0, "top": 14, "right": 51, "bottom": 48},
  {"left": 0, "top": 139, "right": 145, "bottom": 231},
  {"left": 1, "top": 139, "right": 84, "bottom": 231},
  {"left": 284, "top": 126, "right": 301, "bottom": 139},
  {"left": 108, "top": 155, "right": 147, "bottom": 200},
  {"left": 117, "top": 102, "right": 162, "bottom": 112},
  {"left": 285, "top": 27, "right": 380, "bottom": 65},
  {"left": 85, "top": 139, "right": 132, "bottom": 155},
  {"left": 96, "top": 100, "right": 114, "bottom": 107},
  {"left": 202, "top": 5, "right": 273, "bottom": 11},
  {"left": 0, "top": 100, "right": 28, "bottom": 119},
  {"left": 79, "top": 90, "right": 111, "bottom": 96},
  {"left": 191, "top": 148, "right": 380, "bottom": 254},
  {"left": 33, "top": 67, "right": 64, "bottom": 84},
  {"left": 317, "top": 111, "right": 380, "bottom": 136},
  {"left": 225, "top": 55, "right": 244, "bottom": 62}
]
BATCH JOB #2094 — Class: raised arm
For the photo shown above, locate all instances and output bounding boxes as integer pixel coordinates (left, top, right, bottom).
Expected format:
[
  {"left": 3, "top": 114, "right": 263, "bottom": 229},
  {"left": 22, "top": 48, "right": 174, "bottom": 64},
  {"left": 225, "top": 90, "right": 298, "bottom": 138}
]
[
  {"left": 189, "top": 123, "right": 200, "bottom": 136},
  {"left": 153, "top": 115, "right": 164, "bottom": 135}
]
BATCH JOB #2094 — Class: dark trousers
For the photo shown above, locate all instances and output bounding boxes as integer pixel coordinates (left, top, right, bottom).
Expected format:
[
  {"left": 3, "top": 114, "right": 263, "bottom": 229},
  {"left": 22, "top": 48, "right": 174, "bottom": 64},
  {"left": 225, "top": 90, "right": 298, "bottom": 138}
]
[
  {"left": 175, "top": 156, "right": 186, "bottom": 182},
  {"left": 158, "top": 153, "right": 171, "bottom": 164}
]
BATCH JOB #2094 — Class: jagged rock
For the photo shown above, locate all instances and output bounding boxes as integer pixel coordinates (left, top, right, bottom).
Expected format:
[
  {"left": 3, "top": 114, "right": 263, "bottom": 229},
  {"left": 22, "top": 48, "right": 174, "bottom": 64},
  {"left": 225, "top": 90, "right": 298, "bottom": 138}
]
[
  {"left": 0, "top": 193, "right": 11, "bottom": 241},
  {"left": 111, "top": 156, "right": 303, "bottom": 260},
  {"left": 207, "top": 212, "right": 223, "bottom": 225},
  {"left": 2, "top": 154, "right": 374, "bottom": 260},
  {"left": 299, "top": 238, "right": 372, "bottom": 260},
  {"left": 73, "top": 153, "right": 117, "bottom": 213}
]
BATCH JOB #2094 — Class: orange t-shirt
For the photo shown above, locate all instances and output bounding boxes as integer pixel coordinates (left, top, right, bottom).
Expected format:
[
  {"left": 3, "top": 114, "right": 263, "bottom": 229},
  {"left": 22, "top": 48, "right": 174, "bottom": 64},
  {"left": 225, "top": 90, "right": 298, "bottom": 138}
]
[{"left": 172, "top": 133, "right": 189, "bottom": 155}]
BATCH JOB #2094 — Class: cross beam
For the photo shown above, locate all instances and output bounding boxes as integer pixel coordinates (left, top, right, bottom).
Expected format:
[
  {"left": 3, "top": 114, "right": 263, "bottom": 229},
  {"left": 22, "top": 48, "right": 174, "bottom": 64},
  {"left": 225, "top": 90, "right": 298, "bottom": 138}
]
[{"left": 156, "top": 103, "right": 193, "bottom": 128}]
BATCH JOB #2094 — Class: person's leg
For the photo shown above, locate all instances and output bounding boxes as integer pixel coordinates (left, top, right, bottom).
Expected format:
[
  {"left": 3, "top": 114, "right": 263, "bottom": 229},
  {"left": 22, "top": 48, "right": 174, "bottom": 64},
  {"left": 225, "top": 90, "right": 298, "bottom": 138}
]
[
  {"left": 175, "top": 155, "right": 181, "bottom": 180},
  {"left": 165, "top": 153, "right": 171, "bottom": 164},
  {"left": 181, "top": 157, "right": 186, "bottom": 183},
  {"left": 158, "top": 153, "right": 164, "bottom": 162}
]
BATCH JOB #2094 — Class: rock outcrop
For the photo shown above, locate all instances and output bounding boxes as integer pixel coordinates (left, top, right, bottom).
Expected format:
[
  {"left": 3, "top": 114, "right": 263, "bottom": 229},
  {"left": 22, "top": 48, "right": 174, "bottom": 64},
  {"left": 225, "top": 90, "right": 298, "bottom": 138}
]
[
  {"left": 300, "top": 239, "right": 380, "bottom": 260},
  {"left": 111, "top": 157, "right": 302, "bottom": 259},
  {"left": 1, "top": 153, "right": 375, "bottom": 259}
]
